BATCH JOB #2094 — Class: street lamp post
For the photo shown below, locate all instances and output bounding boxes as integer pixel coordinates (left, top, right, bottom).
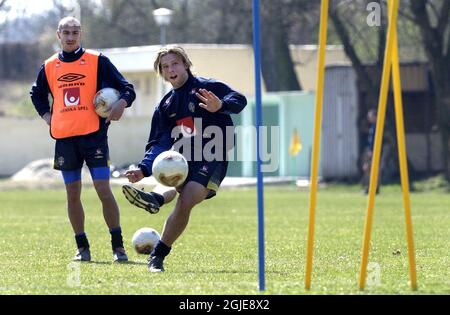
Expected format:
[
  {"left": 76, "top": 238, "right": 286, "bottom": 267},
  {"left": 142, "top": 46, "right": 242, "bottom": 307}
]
[
  {"left": 152, "top": 8, "right": 173, "bottom": 97},
  {"left": 153, "top": 8, "right": 173, "bottom": 46}
]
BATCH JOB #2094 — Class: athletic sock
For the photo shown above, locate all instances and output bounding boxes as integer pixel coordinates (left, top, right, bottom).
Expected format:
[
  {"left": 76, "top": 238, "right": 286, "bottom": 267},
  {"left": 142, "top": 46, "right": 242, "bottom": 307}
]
[
  {"left": 150, "top": 192, "right": 165, "bottom": 207},
  {"left": 151, "top": 240, "right": 171, "bottom": 258},
  {"left": 110, "top": 226, "right": 124, "bottom": 250},
  {"left": 75, "top": 232, "right": 90, "bottom": 249}
]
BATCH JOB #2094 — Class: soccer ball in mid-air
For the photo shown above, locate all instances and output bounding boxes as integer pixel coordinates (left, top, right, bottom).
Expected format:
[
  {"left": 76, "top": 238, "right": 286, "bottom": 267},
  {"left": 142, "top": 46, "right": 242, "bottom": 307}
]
[
  {"left": 131, "top": 227, "right": 161, "bottom": 255},
  {"left": 152, "top": 150, "right": 189, "bottom": 187},
  {"left": 93, "top": 87, "right": 120, "bottom": 118}
]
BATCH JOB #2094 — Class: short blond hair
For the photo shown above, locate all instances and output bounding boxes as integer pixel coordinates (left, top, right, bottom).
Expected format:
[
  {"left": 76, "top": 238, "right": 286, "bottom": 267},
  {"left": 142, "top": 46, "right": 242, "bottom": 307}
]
[
  {"left": 154, "top": 45, "right": 193, "bottom": 76},
  {"left": 57, "top": 16, "right": 81, "bottom": 31}
]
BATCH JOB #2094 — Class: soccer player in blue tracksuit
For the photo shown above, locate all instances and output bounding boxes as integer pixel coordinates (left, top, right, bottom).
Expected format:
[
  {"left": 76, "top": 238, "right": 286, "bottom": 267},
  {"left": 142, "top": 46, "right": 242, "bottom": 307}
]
[
  {"left": 362, "top": 109, "right": 380, "bottom": 194},
  {"left": 30, "top": 17, "right": 135, "bottom": 262},
  {"left": 122, "top": 45, "right": 246, "bottom": 272}
]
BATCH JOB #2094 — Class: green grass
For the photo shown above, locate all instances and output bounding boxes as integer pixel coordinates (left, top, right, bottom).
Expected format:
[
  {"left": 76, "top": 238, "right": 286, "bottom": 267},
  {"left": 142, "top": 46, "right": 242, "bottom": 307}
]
[{"left": 0, "top": 184, "right": 449, "bottom": 294}]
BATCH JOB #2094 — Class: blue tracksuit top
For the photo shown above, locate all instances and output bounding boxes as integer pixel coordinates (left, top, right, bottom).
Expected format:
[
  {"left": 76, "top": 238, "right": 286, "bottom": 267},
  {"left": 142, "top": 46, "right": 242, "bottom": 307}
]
[
  {"left": 138, "top": 74, "right": 247, "bottom": 177},
  {"left": 367, "top": 122, "right": 376, "bottom": 151}
]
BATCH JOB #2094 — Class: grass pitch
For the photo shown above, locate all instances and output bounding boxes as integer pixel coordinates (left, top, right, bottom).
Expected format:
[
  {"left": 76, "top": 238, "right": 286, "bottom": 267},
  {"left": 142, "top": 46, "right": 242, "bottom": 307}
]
[{"left": 0, "top": 183, "right": 449, "bottom": 294}]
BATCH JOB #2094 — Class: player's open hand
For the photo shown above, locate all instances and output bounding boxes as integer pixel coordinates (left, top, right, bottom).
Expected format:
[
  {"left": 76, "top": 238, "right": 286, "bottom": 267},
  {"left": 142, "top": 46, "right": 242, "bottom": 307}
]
[
  {"left": 106, "top": 99, "right": 127, "bottom": 123},
  {"left": 196, "top": 88, "right": 223, "bottom": 113},
  {"left": 125, "top": 169, "right": 144, "bottom": 183}
]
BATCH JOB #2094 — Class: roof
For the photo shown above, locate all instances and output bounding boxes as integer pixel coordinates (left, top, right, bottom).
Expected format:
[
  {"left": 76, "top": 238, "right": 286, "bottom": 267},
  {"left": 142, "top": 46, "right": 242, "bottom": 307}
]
[
  {"left": 98, "top": 45, "right": 160, "bottom": 72},
  {"left": 98, "top": 44, "right": 252, "bottom": 73}
]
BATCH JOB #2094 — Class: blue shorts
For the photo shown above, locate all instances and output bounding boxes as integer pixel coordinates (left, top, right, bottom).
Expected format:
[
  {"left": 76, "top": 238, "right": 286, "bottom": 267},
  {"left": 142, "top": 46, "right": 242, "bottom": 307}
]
[
  {"left": 61, "top": 167, "right": 110, "bottom": 184},
  {"left": 185, "top": 160, "right": 228, "bottom": 199},
  {"left": 54, "top": 131, "right": 110, "bottom": 171}
]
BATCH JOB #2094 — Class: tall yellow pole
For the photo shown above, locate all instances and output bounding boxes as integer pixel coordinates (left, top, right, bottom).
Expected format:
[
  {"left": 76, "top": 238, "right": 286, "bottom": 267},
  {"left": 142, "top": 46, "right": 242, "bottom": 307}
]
[
  {"left": 359, "top": 0, "right": 399, "bottom": 290},
  {"left": 389, "top": 0, "right": 418, "bottom": 291},
  {"left": 305, "top": 0, "right": 329, "bottom": 290}
]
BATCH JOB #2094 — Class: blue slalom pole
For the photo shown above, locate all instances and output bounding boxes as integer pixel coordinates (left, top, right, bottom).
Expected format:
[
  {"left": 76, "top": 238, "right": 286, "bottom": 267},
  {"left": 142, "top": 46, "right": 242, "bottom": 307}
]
[{"left": 252, "top": 0, "right": 265, "bottom": 291}]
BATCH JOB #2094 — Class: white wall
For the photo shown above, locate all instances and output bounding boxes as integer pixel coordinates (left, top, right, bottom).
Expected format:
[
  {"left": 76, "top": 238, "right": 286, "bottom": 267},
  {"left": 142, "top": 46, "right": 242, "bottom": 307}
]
[
  {"left": 405, "top": 132, "right": 443, "bottom": 172},
  {"left": 0, "top": 117, "right": 152, "bottom": 176},
  {"left": 0, "top": 120, "right": 443, "bottom": 177}
]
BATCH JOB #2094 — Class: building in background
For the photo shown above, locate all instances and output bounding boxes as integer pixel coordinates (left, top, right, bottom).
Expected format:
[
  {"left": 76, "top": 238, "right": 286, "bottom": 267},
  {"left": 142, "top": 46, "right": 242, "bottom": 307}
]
[
  {"left": 99, "top": 44, "right": 349, "bottom": 117},
  {"left": 0, "top": 45, "right": 436, "bottom": 179}
]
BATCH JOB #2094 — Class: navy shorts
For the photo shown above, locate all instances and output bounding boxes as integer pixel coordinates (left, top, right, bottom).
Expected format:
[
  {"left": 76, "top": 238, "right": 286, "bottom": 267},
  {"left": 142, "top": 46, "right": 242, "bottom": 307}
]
[
  {"left": 185, "top": 160, "right": 228, "bottom": 199},
  {"left": 54, "top": 131, "right": 110, "bottom": 171}
]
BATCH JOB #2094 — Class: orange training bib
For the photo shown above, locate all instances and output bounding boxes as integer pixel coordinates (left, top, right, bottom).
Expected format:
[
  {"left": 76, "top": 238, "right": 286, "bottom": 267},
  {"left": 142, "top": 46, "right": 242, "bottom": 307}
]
[{"left": 45, "top": 49, "right": 100, "bottom": 139}]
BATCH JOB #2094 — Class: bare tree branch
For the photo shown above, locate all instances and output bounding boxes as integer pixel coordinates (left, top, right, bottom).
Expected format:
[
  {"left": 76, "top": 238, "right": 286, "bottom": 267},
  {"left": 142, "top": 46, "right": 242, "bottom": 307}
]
[
  {"left": 128, "top": 1, "right": 151, "bottom": 21},
  {"left": 346, "top": 15, "right": 378, "bottom": 61},
  {"left": 329, "top": 6, "right": 374, "bottom": 92},
  {"left": 410, "top": 0, "right": 450, "bottom": 180},
  {"left": 377, "top": 2, "right": 386, "bottom": 67},
  {"left": 437, "top": 0, "right": 450, "bottom": 38},
  {"left": 427, "top": 0, "right": 440, "bottom": 23},
  {"left": 410, "top": 0, "right": 442, "bottom": 59},
  {"left": 150, "top": 0, "right": 161, "bottom": 9}
]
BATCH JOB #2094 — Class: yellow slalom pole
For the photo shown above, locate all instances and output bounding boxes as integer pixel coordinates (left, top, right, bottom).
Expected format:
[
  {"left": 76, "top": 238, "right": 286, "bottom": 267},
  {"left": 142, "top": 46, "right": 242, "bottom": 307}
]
[
  {"left": 305, "top": 0, "right": 329, "bottom": 291},
  {"left": 389, "top": 0, "right": 418, "bottom": 291},
  {"left": 359, "top": 0, "right": 399, "bottom": 290}
]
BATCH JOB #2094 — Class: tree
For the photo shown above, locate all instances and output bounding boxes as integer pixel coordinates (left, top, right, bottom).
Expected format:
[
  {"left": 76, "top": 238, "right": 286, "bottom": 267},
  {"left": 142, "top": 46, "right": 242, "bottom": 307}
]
[
  {"left": 329, "top": 1, "right": 393, "bottom": 179},
  {"left": 0, "top": 0, "right": 9, "bottom": 38},
  {"left": 329, "top": 0, "right": 426, "bottom": 182},
  {"left": 330, "top": 0, "right": 387, "bottom": 112},
  {"left": 84, "top": 0, "right": 310, "bottom": 92},
  {"left": 409, "top": 0, "right": 450, "bottom": 180},
  {"left": 0, "top": 0, "right": 319, "bottom": 92},
  {"left": 259, "top": 0, "right": 303, "bottom": 91}
]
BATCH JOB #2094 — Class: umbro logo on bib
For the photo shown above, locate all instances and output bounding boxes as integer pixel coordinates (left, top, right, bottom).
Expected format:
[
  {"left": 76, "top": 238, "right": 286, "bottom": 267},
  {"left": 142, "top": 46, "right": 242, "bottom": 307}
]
[{"left": 58, "top": 73, "right": 86, "bottom": 82}]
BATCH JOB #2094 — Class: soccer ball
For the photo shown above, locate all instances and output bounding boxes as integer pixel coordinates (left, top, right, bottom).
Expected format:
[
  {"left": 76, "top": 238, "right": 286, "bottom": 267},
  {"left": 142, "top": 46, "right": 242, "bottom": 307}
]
[
  {"left": 131, "top": 227, "right": 161, "bottom": 255},
  {"left": 152, "top": 150, "right": 189, "bottom": 187},
  {"left": 93, "top": 87, "right": 120, "bottom": 118}
]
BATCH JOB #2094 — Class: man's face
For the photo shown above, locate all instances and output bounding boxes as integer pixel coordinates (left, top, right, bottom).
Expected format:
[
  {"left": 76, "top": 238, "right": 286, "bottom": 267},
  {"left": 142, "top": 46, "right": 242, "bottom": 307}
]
[
  {"left": 160, "top": 53, "right": 189, "bottom": 89},
  {"left": 57, "top": 25, "right": 81, "bottom": 53},
  {"left": 368, "top": 111, "right": 377, "bottom": 123}
]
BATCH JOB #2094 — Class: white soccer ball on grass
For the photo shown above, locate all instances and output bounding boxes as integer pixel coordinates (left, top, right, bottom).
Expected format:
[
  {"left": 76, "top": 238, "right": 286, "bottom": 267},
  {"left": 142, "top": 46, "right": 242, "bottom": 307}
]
[
  {"left": 131, "top": 227, "right": 161, "bottom": 255},
  {"left": 93, "top": 87, "right": 120, "bottom": 118},
  {"left": 152, "top": 150, "right": 189, "bottom": 187}
]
